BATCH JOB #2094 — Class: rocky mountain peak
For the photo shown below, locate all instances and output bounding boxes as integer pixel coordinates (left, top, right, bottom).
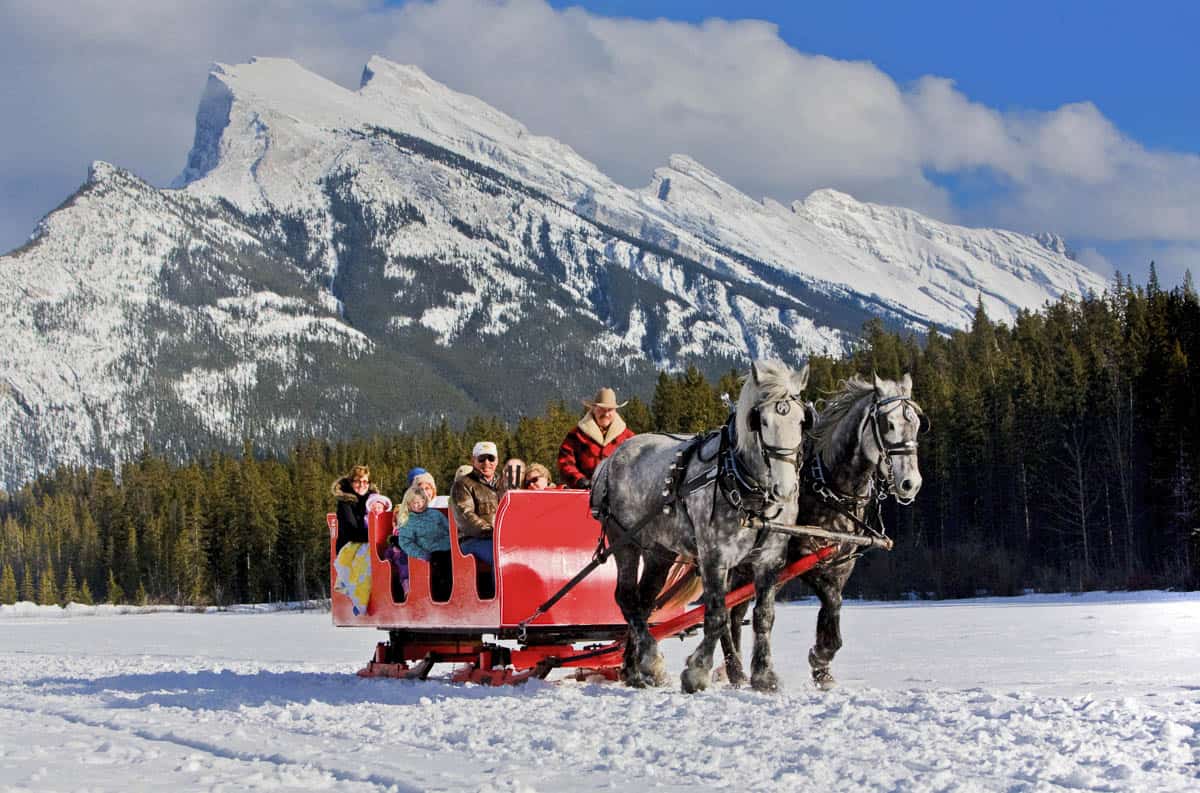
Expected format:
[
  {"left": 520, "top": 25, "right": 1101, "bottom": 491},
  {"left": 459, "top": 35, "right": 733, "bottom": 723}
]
[{"left": 0, "top": 56, "right": 1110, "bottom": 490}]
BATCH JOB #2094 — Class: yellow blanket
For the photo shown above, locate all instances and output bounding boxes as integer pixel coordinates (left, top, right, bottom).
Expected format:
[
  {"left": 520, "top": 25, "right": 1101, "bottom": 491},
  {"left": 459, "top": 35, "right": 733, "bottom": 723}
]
[{"left": 334, "top": 542, "right": 372, "bottom": 615}]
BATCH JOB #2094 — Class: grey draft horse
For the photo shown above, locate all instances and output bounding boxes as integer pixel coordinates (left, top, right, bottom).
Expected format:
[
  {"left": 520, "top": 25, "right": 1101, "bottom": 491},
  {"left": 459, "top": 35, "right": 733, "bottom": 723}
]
[
  {"left": 589, "top": 360, "right": 813, "bottom": 692},
  {"left": 727, "top": 372, "right": 927, "bottom": 689}
]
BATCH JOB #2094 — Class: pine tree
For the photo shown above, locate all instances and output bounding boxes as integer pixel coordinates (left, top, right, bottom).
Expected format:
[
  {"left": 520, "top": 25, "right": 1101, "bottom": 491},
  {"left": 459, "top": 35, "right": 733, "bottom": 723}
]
[
  {"left": 77, "top": 579, "right": 95, "bottom": 606},
  {"left": 37, "top": 562, "right": 58, "bottom": 606},
  {"left": 19, "top": 568, "right": 34, "bottom": 603},
  {"left": 176, "top": 495, "right": 209, "bottom": 606},
  {"left": 0, "top": 563, "right": 16, "bottom": 604},
  {"left": 134, "top": 581, "right": 148, "bottom": 607},
  {"left": 62, "top": 567, "right": 78, "bottom": 605},
  {"left": 105, "top": 568, "right": 124, "bottom": 604}
]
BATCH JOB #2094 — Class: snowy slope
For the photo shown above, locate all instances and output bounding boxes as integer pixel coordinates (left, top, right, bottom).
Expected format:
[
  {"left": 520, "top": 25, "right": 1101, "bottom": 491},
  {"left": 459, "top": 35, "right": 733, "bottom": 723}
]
[
  {"left": 1, "top": 593, "right": 1197, "bottom": 791},
  {"left": 180, "top": 55, "right": 1105, "bottom": 330},
  {"left": 0, "top": 56, "right": 1108, "bottom": 488}
]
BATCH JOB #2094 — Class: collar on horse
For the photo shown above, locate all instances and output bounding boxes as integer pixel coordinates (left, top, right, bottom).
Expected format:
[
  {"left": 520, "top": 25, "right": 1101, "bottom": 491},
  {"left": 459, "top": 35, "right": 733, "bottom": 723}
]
[{"left": 673, "top": 391, "right": 806, "bottom": 521}]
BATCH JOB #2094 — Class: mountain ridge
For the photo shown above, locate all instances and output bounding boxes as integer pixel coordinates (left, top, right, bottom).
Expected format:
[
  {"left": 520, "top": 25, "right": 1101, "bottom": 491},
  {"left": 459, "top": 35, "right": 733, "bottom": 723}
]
[{"left": 0, "top": 55, "right": 1106, "bottom": 489}]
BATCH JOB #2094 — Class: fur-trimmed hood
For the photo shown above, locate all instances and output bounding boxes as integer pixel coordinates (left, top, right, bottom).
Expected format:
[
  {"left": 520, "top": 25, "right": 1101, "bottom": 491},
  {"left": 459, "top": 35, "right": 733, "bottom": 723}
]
[
  {"left": 577, "top": 411, "right": 628, "bottom": 447},
  {"left": 331, "top": 477, "right": 378, "bottom": 503}
]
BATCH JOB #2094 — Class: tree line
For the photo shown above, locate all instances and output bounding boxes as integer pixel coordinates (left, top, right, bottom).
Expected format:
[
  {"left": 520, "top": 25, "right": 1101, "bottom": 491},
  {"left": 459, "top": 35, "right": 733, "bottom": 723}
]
[{"left": 1, "top": 268, "right": 1197, "bottom": 606}]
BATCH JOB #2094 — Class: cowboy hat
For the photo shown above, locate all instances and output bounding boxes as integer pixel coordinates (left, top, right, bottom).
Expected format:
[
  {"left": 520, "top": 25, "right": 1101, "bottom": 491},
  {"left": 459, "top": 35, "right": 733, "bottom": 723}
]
[{"left": 582, "top": 387, "right": 628, "bottom": 410}]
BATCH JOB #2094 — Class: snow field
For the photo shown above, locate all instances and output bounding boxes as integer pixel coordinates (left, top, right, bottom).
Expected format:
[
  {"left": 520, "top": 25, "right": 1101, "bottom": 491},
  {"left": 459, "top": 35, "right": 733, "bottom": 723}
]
[{"left": 0, "top": 595, "right": 1197, "bottom": 792}]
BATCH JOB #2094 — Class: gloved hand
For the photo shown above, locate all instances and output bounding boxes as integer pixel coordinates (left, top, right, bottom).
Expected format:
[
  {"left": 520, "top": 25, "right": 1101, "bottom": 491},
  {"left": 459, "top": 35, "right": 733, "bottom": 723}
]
[{"left": 577, "top": 477, "right": 591, "bottom": 489}]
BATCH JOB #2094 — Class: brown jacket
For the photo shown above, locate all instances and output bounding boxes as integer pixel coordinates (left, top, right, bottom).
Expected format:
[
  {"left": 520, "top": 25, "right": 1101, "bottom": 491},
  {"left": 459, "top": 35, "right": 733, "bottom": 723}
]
[{"left": 450, "top": 469, "right": 508, "bottom": 540}]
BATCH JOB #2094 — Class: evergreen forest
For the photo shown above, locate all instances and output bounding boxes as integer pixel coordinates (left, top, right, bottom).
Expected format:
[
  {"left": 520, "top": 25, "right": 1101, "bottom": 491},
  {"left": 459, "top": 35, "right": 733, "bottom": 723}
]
[{"left": 1, "top": 269, "right": 1198, "bottom": 607}]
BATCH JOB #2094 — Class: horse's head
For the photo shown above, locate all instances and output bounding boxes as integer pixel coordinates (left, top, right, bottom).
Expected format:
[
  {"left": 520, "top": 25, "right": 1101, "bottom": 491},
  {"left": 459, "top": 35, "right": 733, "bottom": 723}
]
[
  {"left": 737, "top": 360, "right": 813, "bottom": 502},
  {"left": 867, "top": 372, "right": 927, "bottom": 504}
]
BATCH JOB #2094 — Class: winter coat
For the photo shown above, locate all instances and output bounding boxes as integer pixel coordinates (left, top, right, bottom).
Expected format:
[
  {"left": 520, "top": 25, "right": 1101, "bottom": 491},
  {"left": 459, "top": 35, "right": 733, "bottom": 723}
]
[
  {"left": 557, "top": 413, "right": 635, "bottom": 488},
  {"left": 450, "top": 469, "right": 508, "bottom": 540},
  {"left": 398, "top": 508, "right": 451, "bottom": 560},
  {"left": 331, "top": 477, "right": 378, "bottom": 551}
]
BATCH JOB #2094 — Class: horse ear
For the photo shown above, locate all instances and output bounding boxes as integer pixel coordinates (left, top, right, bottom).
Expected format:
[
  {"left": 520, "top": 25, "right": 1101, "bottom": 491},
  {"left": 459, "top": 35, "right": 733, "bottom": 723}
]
[
  {"left": 901, "top": 372, "right": 913, "bottom": 396},
  {"left": 750, "top": 360, "right": 762, "bottom": 385},
  {"left": 803, "top": 401, "right": 817, "bottom": 431},
  {"left": 918, "top": 410, "right": 931, "bottom": 434},
  {"left": 872, "top": 371, "right": 884, "bottom": 393},
  {"left": 794, "top": 363, "right": 810, "bottom": 393}
]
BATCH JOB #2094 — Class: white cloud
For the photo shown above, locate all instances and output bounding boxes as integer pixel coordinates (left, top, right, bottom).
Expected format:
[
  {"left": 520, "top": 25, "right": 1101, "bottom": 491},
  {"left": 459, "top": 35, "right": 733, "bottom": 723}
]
[{"left": 3, "top": 0, "right": 1200, "bottom": 282}]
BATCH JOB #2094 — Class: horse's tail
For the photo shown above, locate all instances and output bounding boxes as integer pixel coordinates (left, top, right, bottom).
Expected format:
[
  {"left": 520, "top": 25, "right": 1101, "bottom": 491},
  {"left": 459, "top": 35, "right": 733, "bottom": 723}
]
[{"left": 655, "top": 560, "right": 702, "bottom": 612}]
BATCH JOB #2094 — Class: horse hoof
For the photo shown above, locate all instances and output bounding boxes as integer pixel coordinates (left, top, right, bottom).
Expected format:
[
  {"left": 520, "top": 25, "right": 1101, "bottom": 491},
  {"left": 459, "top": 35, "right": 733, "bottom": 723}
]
[
  {"left": 719, "top": 663, "right": 746, "bottom": 688},
  {"left": 620, "top": 666, "right": 647, "bottom": 688},
  {"left": 811, "top": 669, "right": 837, "bottom": 691},
  {"left": 646, "top": 653, "right": 669, "bottom": 687},
  {"left": 680, "top": 667, "right": 709, "bottom": 694},
  {"left": 751, "top": 670, "right": 780, "bottom": 692},
  {"left": 713, "top": 664, "right": 745, "bottom": 688}
]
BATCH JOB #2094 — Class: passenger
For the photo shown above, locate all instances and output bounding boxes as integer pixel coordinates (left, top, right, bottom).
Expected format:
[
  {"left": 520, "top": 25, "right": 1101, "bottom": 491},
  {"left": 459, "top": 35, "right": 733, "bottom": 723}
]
[
  {"left": 410, "top": 470, "right": 448, "bottom": 509},
  {"left": 450, "top": 441, "right": 507, "bottom": 568},
  {"left": 523, "top": 463, "right": 553, "bottom": 490},
  {"left": 362, "top": 492, "right": 404, "bottom": 596},
  {"left": 366, "top": 492, "right": 393, "bottom": 517},
  {"left": 411, "top": 471, "right": 437, "bottom": 502},
  {"left": 503, "top": 458, "right": 526, "bottom": 490},
  {"left": 557, "top": 387, "right": 636, "bottom": 489},
  {"left": 331, "top": 465, "right": 378, "bottom": 615},
  {"left": 396, "top": 485, "right": 451, "bottom": 564}
]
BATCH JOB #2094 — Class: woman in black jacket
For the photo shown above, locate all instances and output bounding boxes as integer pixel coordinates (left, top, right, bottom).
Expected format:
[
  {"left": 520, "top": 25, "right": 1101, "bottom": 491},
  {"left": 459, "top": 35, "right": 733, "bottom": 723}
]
[
  {"left": 332, "top": 465, "right": 377, "bottom": 551},
  {"left": 332, "top": 465, "right": 378, "bottom": 614}
]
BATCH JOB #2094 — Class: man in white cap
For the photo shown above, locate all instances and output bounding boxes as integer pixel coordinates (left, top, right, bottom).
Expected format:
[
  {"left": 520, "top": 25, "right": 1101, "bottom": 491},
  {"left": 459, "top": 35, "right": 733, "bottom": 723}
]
[
  {"left": 450, "top": 440, "right": 506, "bottom": 567},
  {"left": 557, "top": 387, "right": 636, "bottom": 489}
]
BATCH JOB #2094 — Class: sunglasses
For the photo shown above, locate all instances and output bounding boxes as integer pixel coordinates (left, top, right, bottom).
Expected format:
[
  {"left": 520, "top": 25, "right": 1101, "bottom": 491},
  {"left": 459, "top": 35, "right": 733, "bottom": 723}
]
[
  {"left": 351, "top": 478, "right": 370, "bottom": 485},
  {"left": 525, "top": 476, "right": 544, "bottom": 485},
  {"left": 477, "top": 454, "right": 497, "bottom": 462}
]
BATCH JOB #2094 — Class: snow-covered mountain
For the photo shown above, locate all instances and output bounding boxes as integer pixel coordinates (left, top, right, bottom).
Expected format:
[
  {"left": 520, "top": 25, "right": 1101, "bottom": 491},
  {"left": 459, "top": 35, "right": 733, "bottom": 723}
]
[{"left": 0, "top": 56, "right": 1107, "bottom": 489}]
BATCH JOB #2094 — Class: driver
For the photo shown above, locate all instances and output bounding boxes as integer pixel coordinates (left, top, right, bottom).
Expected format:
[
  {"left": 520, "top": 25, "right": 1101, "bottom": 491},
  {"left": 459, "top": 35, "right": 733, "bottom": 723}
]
[{"left": 557, "top": 387, "right": 635, "bottom": 489}]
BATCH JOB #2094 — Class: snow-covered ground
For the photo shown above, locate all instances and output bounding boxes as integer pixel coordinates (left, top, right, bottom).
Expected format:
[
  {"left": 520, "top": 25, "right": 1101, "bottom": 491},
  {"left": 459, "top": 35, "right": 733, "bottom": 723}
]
[{"left": 1, "top": 593, "right": 1197, "bottom": 792}]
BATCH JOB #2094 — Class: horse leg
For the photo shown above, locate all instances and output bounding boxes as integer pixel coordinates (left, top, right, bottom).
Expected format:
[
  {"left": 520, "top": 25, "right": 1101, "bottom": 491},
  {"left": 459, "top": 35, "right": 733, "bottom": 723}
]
[
  {"left": 808, "top": 575, "right": 844, "bottom": 690},
  {"left": 612, "top": 547, "right": 653, "bottom": 688},
  {"left": 680, "top": 559, "right": 729, "bottom": 694},
  {"left": 722, "top": 598, "right": 750, "bottom": 687},
  {"left": 749, "top": 565, "right": 783, "bottom": 692},
  {"left": 633, "top": 551, "right": 675, "bottom": 687}
]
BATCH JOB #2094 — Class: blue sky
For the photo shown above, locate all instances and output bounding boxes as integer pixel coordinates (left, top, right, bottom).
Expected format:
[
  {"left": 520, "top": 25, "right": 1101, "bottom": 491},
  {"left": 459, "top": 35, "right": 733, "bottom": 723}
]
[
  {"left": 3, "top": 0, "right": 1199, "bottom": 286},
  {"left": 551, "top": 1, "right": 1200, "bottom": 152}
]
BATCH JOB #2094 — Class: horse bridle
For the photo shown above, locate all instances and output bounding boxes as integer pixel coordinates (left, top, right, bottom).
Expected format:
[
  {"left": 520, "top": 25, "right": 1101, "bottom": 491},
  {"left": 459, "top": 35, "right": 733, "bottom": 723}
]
[
  {"left": 866, "top": 394, "right": 927, "bottom": 506},
  {"left": 726, "top": 393, "right": 809, "bottom": 511}
]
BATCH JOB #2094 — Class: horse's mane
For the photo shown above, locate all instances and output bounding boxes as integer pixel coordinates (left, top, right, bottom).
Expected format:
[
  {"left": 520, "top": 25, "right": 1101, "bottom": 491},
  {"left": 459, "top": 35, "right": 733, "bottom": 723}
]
[
  {"left": 735, "top": 360, "right": 799, "bottom": 460},
  {"left": 808, "top": 375, "right": 877, "bottom": 462}
]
